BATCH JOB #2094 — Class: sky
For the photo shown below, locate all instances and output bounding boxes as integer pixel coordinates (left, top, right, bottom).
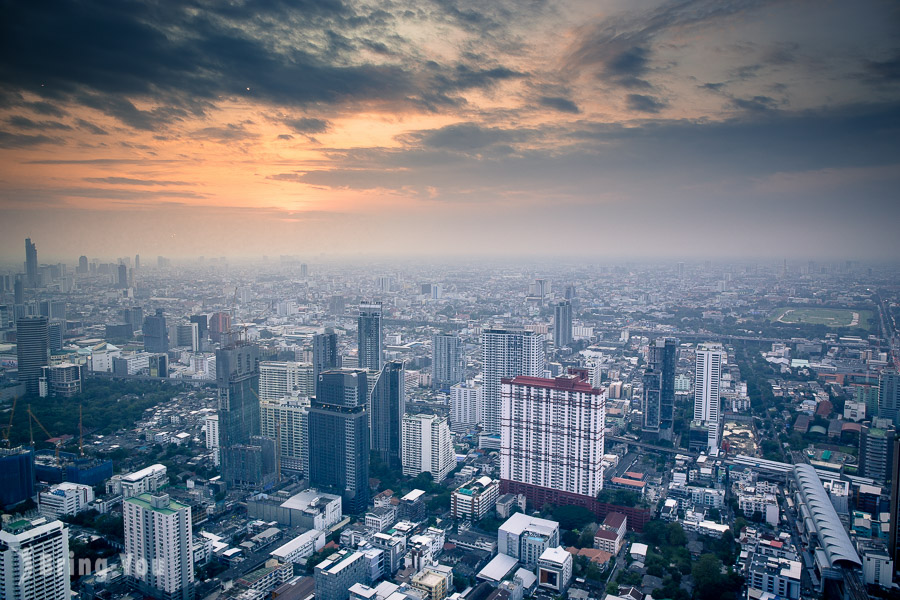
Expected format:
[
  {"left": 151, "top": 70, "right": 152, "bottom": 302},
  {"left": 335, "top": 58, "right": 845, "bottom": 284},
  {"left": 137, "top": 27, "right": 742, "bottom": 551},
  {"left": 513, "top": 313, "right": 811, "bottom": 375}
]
[{"left": 1, "top": 0, "right": 899, "bottom": 261}]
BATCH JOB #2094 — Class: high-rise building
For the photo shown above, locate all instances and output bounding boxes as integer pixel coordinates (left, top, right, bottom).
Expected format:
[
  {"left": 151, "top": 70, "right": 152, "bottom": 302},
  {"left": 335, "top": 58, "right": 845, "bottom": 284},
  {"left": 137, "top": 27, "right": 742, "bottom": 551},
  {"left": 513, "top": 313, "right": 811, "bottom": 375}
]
[
  {"left": 481, "top": 329, "right": 545, "bottom": 435},
  {"left": 174, "top": 323, "right": 199, "bottom": 351},
  {"left": 401, "top": 414, "right": 454, "bottom": 483},
  {"left": 134, "top": 254, "right": 140, "bottom": 270},
  {"left": 204, "top": 414, "right": 219, "bottom": 465},
  {"left": 189, "top": 314, "right": 208, "bottom": 351},
  {"left": 13, "top": 277, "right": 24, "bottom": 305},
  {"left": 39, "top": 363, "right": 83, "bottom": 398},
  {"left": 16, "top": 316, "right": 49, "bottom": 395},
  {"left": 432, "top": 334, "right": 463, "bottom": 389},
  {"left": 123, "top": 493, "right": 194, "bottom": 600},
  {"left": 77, "top": 255, "right": 88, "bottom": 274},
  {"left": 641, "top": 338, "right": 677, "bottom": 441},
  {"left": 500, "top": 375, "right": 606, "bottom": 503},
  {"left": 0, "top": 446, "right": 35, "bottom": 507},
  {"left": 859, "top": 421, "right": 895, "bottom": 483},
  {"left": 48, "top": 320, "right": 63, "bottom": 353},
  {"left": 313, "top": 329, "right": 342, "bottom": 382},
  {"left": 260, "top": 397, "right": 310, "bottom": 475},
  {"left": 370, "top": 361, "right": 405, "bottom": 470},
  {"left": 117, "top": 263, "right": 128, "bottom": 289},
  {"left": 209, "top": 311, "right": 232, "bottom": 343},
  {"left": 878, "top": 370, "right": 900, "bottom": 426},
  {"left": 0, "top": 517, "right": 71, "bottom": 600},
  {"left": 553, "top": 301, "right": 573, "bottom": 348},
  {"left": 24, "top": 238, "right": 38, "bottom": 288},
  {"left": 260, "top": 361, "right": 315, "bottom": 401},
  {"left": 357, "top": 301, "right": 383, "bottom": 371},
  {"left": 309, "top": 370, "right": 369, "bottom": 513},
  {"left": 142, "top": 309, "right": 169, "bottom": 353},
  {"left": 889, "top": 438, "right": 900, "bottom": 568},
  {"left": 216, "top": 343, "right": 260, "bottom": 486},
  {"left": 694, "top": 343, "right": 725, "bottom": 451},
  {"left": 450, "top": 381, "right": 483, "bottom": 433}
]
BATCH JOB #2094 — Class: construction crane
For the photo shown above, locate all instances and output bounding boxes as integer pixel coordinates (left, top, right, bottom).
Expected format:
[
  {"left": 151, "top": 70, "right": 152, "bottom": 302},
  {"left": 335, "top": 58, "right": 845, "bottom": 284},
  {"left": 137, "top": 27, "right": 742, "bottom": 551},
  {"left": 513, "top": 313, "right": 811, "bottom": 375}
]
[
  {"left": 27, "top": 405, "right": 62, "bottom": 460},
  {"left": 1, "top": 395, "right": 17, "bottom": 448}
]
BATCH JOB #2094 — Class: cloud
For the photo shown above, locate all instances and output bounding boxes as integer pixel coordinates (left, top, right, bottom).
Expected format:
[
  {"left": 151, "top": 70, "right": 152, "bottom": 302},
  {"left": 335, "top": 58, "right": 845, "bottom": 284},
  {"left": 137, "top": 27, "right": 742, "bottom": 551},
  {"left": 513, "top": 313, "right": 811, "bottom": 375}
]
[
  {"left": 0, "top": 131, "right": 60, "bottom": 148},
  {"left": 285, "top": 118, "right": 330, "bottom": 134},
  {"left": 626, "top": 94, "right": 667, "bottom": 113},
  {"left": 731, "top": 95, "right": 777, "bottom": 112},
  {"left": 538, "top": 96, "right": 580, "bottom": 113},
  {"left": 84, "top": 177, "right": 192, "bottom": 186},
  {"left": 76, "top": 119, "right": 109, "bottom": 135},
  {"left": 862, "top": 51, "right": 900, "bottom": 85},
  {"left": 6, "top": 115, "right": 72, "bottom": 130},
  {"left": 191, "top": 123, "right": 259, "bottom": 142},
  {"left": 403, "top": 122, "right": 523, "bottom": 151}
]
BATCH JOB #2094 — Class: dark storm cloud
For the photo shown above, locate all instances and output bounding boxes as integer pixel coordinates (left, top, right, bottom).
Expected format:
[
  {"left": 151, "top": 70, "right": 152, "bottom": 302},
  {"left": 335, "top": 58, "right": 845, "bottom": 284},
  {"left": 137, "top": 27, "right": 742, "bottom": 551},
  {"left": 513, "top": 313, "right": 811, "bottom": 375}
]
[
  {"left": 75, "top": 119, "right": 109, "bottom": 135},
  {"left": 285, "top": 118, "right": 331, "bottom": 134},
  {"left": 862, "top": 51, "right": 900, "bottom": 84},
  {"left": 0, "top": 131, "right": 60, "bottom": 149},
  {"left": 24, "top": 101, "right": 68, "bottom": 118},
  {"left": 401, "top": 123, "right": 526, "bottom": 152},
  {"left": 6, "top": 116, "right": 72, "bottom": 131},
  {"left": 191, "top": 123, "right": 259, "bottom": 142},
  {"left": 626, "top": 94, "right": 668, "bottom": 113},
  {"left": 538, "top": 96, "right": 580, "bottom": 114},
  {"left": 731, "top": 95, "right": 778, "bottom": 112},
  {"left": 0, "top": 0, "right": 524, "bottom": 130}
]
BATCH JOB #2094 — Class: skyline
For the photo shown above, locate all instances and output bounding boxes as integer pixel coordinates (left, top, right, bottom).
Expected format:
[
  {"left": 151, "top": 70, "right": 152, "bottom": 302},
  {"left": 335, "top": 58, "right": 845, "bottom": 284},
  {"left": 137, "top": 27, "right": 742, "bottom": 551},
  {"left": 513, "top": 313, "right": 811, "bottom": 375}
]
[{"left": 2, "top": 0, "right": 899, "bottom": 260}]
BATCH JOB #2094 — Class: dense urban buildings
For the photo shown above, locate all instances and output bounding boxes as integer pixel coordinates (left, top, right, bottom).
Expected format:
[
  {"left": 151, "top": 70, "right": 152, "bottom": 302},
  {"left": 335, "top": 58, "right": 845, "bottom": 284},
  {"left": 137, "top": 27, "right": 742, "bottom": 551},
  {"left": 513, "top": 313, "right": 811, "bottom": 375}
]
[{"left": 357, "top": 301, "right": 383, "bottom": 371}]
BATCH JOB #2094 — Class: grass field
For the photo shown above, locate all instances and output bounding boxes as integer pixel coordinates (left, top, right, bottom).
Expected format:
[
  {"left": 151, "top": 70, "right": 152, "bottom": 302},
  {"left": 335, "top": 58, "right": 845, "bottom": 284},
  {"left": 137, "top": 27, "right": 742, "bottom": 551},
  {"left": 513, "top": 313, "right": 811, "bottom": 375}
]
[{"left": 768, "top": 307, "right": 872, "bottom": 330}]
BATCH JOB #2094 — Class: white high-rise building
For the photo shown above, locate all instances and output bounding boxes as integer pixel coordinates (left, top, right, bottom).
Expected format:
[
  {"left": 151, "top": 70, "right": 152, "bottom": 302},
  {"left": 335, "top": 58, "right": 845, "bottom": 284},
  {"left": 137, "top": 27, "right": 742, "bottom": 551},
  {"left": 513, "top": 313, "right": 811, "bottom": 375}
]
[
  {"left": 0, "top": 518, "right": 71, "bottom": 600},
  {"left": 106, "top": 464, "right": 168, "bottom": 499},
  {"left": 123, "top": 493, "right": 194, "bottom": 600},
  {"left": 259, "top": 361, "right": 315, "bottom": 401},
  {"left": 481, "top": 329, "right": 545, "bottom": 435},
  {"left": 402, "top": 414, "right": 454, "bottom": 482},
  {"left": 694, "top": 343, "right": 725, "bottom": 451},
  {"left": 450, "top": 381, "right": 483, "bottom": 432},
  {"left": 432, "top": 334, "right": 463, "bottom": 389},
  {"left": 204, "top": 414, "right": 219, "bottom": 465},
  {"left": 260, "top": 397, "right": 310, "bottom": 475},
  {"left": 500, "top": 375, "right": 606, "bottom": 498}
]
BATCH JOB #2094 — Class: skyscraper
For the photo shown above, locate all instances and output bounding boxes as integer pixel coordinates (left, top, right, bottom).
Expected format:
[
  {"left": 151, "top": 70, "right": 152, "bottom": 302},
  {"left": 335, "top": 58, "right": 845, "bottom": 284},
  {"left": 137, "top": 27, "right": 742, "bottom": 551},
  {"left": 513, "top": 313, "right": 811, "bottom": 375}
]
[
  {"left": 432, "top": 334, "right": 463, "bottom": 389},
  {"left": 16, "top": 316, "right": 49, "bottom": 395},
  {"left": 0, "top": 518, "right": 71, "bottom": 600},
  {"left": 370, "top": 361, "right": 405, "bottom": 470},
  {"left": 642, "top": 338, "right": 677, "bottom": 441},
  {"left": 123, "top": 493, "right": 194, "bottom": 600},
  {"left": 313, "top": 328, "right": 342, "bottom": 381},
  {"left": 208, "top": 311, "right": 232, "bottom": 343},
  {"left": 117, "top": 263, "right": 128, "bottom": 289},
  {"left": 309, "top": 370, "right": 369, "bottom": 513},
  {"left": 357, "top": 301, "right": 383, "bottom": 371},
  {"left": 142, "top": 309, "right": 169, "bottom": 353},
  {"left": 553, "top": 301, "right": 573, "bottom": 348},
  {"left": 77, "top": 255, "right": 88, "bottom": 274},
  {"left": 259, "top": 361, "right": 315, "bottom": 401},
  {"left": 500, "top": 374, "right": 606, "bottom": 503},
  {"left": 24, "top": 238, "right": 38, "bottom": 288},
  {"left": 694, "top": 343, "right": 725, "bottom": 451},
  {"left": 260, "top": 397, "right": 310, "bottom": 475},
  {"left": 878, "top": 370, "right": 900, "bottom": 426},
  {"left": 189, "top": 314, "right": 208, "bottom": 351},
  {"left": 859, "top": 421, "right": 895, "bottom": 483},
  {"left": 216, "top": 343, "right": 260, "bottom": 485},
  {"left": 481, "top": 329, "right": 545, "bottom": 436},
  {"left": 401, "top": 414, "right": 454, "bottom": 482},
  {"left": 450, "top": 381, "right": 483, "bottom": 433},
  {"left": 13, "top": 276, "right": 24, "bottom": 305}
]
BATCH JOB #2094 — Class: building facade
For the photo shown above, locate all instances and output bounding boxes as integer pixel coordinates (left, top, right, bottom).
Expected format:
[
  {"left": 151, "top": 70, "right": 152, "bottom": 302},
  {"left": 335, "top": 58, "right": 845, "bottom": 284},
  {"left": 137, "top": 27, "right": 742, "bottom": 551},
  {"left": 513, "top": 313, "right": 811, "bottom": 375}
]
[
  {"left": 481, "top": 329, "right": 544, "bottom": 436},
  {"left": 694, "top": 343, "right": 725, "bottom": 451},
  {"left": 401, "top": 414, "right": 454, "bottom": 483},
  {"left": 432, "top": 335, "right": 463, "bottom": 390},
  {"left": 370, "top": 361, "right": 405, "bottom": 470},
  {"left": 450, "top": 382, "right": 482, "bottom": 433},
  {"left": 357, "top": 301, "right": 383, "bottom": 372},
  {"left": 16, "top": 316, "right": 49, "bottom": 395},
  {"left": 553, "top": 301, "right": 573, "bottom": 348},
  {"left": 216, "top": 343, "right": 261, "bottom": 486},
  {"left": 0, "top": 518, "right": 71, "bottom": 600}
]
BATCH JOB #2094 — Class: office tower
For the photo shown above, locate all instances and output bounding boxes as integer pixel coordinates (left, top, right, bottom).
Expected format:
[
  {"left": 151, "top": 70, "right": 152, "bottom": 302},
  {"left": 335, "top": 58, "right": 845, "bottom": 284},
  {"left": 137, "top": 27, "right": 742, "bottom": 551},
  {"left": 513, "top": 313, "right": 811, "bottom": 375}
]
[
  {"left": 500, "top": 375, "right": 606, "bottom": 502},
  {"left": 0, "top": 518, "right": 71, "bottom": 600},
  {"left": 135, "top": 254, "right": 140, "bottom": 269},
  {"left": 889, "top": 438, "right": 900, "bottom": 567},
  {"left": 40, "top": 363, "right": 83, "bottom": 398},
  {"left": 209, "top": 311, "right": 232, "bottom": 343},
  {"left": 260, "top": 397, "right": 310, "bottom": 475},
  {"left": 369, "top": 361, "right": 405, "bottom": 470},
  {"left": 216, "top": 343, "right": 260, "bottom": 485},
  {"left": 878, "top": 370, "right": 900, "bottom": 426},
  {"left": 432, "top": 334, "right": 463, "bottom": 389},
  {"left": 77, "top": 255, "right": 88, "bottom": 274},
  {"left": 450, "top": 381, "right": 483, "bottom": 432},
  {"left": 328, "top": 295, "right": 345, "bottom": 316},
  {"left": 859, "top": 422, "right": 895, "bottom": 483},
  {"left": 48, "top": 320, "right": 63, "bottom": 353},
  {"left": 481, "top": 329, "right": 545, "bottom": 435},
  {"left": 13, "top": 277, "right": 24, "bottom": 305},
  {"left": 142, "top": 309, "right": 169, "bottom": 353},
  {"left": 0, "top": 446, "right": 35, "bottom": 507},
  {"left": 300, "top": 263, "right": 308, "bottom": 277},
  {"left": 553, "top": 301, "right": 573, "bottom": 348},
  {"left": 117, "top": 263, "right": 128, "bottom": 288},
  {"left": 401, "top": 414, "right": 454, "bottom": 482},
  {"left": 313, "top": 328, "right": 342, "bottom": 381},
  {"left": 189, "top": 314, "right": 208, "bottom": 351},
  {"left": 259, "top": 361, "right": 315, "bottom": 401},
  {"left": 123, "top": 493, "right": 194, "bottom": 600},
  {"left": 309, "top": 370, "right": 369, "bottom": 513},
  {"left": 564, "top": 284, "right": 576, "bottom": 300},
  {"left": 174, "top": 323, "right": 199, "bottom": 351},
  {"left": 357, "top": 301, "right": 383, "bottom": 371},
  {"left": 16, "top": 316, "right": 49, "bottom": 395},
  {"left": 24, "top": 238, "right": 38, "bottom": 288},
  {"left": 694, "top": 343, "right": 725, "bottom": 451},
  {"left": 641, "top": 338, "right": 677, "bottom": 441}
]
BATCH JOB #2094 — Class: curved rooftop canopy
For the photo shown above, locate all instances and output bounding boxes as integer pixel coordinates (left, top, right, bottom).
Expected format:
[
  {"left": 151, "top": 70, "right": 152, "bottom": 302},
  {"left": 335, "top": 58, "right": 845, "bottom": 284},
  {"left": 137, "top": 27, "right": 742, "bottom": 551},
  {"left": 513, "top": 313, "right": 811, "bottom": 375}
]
[{"left": 792, "top": 464, "right": 861, "bottom": 568}]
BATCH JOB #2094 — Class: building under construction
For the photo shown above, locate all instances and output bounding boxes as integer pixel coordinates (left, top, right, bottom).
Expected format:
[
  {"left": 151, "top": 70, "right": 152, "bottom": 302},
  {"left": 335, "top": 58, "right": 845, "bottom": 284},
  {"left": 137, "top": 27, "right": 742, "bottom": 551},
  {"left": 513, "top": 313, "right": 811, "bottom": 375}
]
[
  {"left": 34, "top": 450, "right": 112, "bottom": 486},
  {"left": 0, "top": 446, "right": 35, "bottom": 508}
]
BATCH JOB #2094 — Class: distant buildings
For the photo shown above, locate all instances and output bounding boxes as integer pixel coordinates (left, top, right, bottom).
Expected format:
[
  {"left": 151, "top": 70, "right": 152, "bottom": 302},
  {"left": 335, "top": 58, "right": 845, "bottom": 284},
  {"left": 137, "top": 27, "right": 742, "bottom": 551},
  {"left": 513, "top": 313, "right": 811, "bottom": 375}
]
[
  {"left": 694, "top": 343, "right": 725, "bottom": 451},
  {"left": 142, "top": 309, "right": 169, "bottom": 353},
  {"left": 432, "top": 334, "right": 463, "bottom": 389},
  {"left": 123, "top": 493, "right": 194, "bottom": 600},
  {"left": 16, "top": 316, "right": 49, "bottom": 395},
  {"left": 309, "top": 370, "right": 370, "bottom": 513},
  {"left": 358, "top": 301, "right": 383, "bottom": 371},
  {"left": 450, "top": 381, "right": 482, "bottom": 433},
  {"left": 370, "top": 361, "right": 405, "bottom": 470},
  {"left": 481, "top": 329, "right": 544, "bottom": 436},
  {"left": 0, "top": 517, "right": 71, "bottom": 599},
  {"left": 401, "top": 413, "right": 454, "bottom": 483},
  {"left": 553, "top": 300, "right": 572, "bottom": 348},
  {"left": 500, "top": 375, "right": 605, "bottom": 504},
  {"left": 313, "top": 328, "right": 342, "bottom": 382},
  {"left": 641, "top": 338, "right": 676, "bottom": 441},
  {"left": 259, "top": 361, "right": 315, "bottom": 401},
  {"left": 24, "top": 238, "right": 38, "bottom": 288},
  {"left": 216, "top": 343, "right": 262, "bottom": 487}
]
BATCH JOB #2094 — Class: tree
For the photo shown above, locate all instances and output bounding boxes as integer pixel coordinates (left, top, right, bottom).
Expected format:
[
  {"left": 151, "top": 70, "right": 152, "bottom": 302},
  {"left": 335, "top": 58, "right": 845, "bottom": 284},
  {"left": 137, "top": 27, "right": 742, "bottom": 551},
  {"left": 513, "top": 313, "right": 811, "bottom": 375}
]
[
  {"left": 606, "top": 581, "right": 619, "bottom": 596},
  {"left": 666, "top": 522, "right": 687, "bottom": 547},
  {"left": 642, "top": 519, "right": 668, "bottom": 545},
  {"left": 551, "top": 505, "right": 595, "bottom": 531},
  {"left": 578, "top": 523, "right": 598, "bottom": 549},
  {"left": 692, "top": 554, "right": 725, "bottom": 600}
]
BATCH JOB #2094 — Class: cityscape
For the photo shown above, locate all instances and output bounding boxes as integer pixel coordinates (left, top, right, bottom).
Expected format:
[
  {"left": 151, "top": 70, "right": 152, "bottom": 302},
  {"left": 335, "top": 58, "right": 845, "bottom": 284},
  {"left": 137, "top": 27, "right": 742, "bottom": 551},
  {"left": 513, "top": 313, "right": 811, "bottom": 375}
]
[{"left": 2, "top": 2, "right": 900, "bottom": 600}]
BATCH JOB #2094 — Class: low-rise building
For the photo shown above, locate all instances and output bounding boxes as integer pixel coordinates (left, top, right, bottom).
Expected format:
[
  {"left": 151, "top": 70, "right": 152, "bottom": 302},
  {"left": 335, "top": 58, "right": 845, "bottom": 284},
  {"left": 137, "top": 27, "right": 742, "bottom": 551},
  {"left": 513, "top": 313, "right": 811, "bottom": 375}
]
[
  {"left": 38, "top": 482, "right": 95, "bottom": 519},
  {"left": 498, "top": 513, "right": 560, "bottom": 569},
  {"left": 315, "top": 550, "right": 368, "bottom": 600},
  {"left": 593, "top": 512, "right": 626, "bottom": 554},
  {"left": 536, "top": 547, "right": 572, "bottom": 593},
  {"left": 746, "top": 554, "right": 801, "bottom": 600},
  {"left": 365, "top": 506, "right": 397, "bottom": 532},
  {"left": 495, "top": 493, "right": 526, "bottom": 519},
  {"left": 269, "top": 529, "right": 326, "bottom": 565},
  {"left": 451, "top": 476, "right": 500, "bottom": 521}
]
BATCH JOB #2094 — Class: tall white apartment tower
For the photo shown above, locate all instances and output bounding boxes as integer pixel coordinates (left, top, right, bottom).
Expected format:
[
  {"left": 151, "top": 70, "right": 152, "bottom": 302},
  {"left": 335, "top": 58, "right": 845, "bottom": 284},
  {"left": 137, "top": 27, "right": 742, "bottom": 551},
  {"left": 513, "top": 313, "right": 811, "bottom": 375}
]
[
  {"left": 259, "top": 361, "right": 315, "bottom": 401},
  {"left": 694, "top": 343, "right": 725, "bottom": 451},
  {"left": 123, "top": 493, "right": 194, "bottom": 600},
  {"left": 450, "top": 381, "right": 483, "bottom": 432},
  {"left": 0, "top": 518, "right": 71, "bottom": 600},
  {"left": 260, "top": 397, "right": 310, "bottom": 475},
  {"left": 401, "top": 414, "right": 454, "bottom": 483},
  {"left": 481, "top": 329, "right": 545, "bottom": 436},
  {"left": 204, "top": 413, "right": 219, "bottom": 465},
  {"left": 501, "top": 375, "right": 606, "bottom": 499}
]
